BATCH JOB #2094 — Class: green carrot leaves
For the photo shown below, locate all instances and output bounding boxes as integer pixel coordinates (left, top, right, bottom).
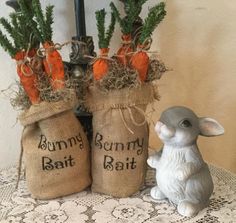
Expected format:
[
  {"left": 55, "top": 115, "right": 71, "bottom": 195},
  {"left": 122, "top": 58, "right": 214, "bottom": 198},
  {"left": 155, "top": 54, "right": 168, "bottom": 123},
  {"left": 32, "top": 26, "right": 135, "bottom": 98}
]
[
  {"left": 96, "top": 9, "right": 116, "bottom": 49},
  {"left": 139, "top": 2, "right": 166, "bottom": 44}
]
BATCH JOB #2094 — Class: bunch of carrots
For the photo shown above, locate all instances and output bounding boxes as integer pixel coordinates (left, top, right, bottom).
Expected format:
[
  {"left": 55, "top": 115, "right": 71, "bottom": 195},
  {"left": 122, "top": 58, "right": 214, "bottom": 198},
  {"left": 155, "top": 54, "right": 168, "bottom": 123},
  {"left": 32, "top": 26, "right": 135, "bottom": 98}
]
[
  {"left": 93, "top": 0, "right": 166, "bottom": 83},
  {"left": 0, "top": 0, "right": 65, "bottom": 105},
  {"left": 0, "top": 6, "right": 40, "bottom": 104}
]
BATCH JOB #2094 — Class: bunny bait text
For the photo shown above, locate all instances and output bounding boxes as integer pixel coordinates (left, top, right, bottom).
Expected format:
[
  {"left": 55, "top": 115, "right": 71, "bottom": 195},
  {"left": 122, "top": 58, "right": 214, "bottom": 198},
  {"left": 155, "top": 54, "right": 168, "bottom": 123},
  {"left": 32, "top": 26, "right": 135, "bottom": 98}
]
[
  {"left": 94, "top": 132, "right": 145, "bottom": 171},
  {"left": 38, "top": 134, "right": 84, "bottom": 170}
]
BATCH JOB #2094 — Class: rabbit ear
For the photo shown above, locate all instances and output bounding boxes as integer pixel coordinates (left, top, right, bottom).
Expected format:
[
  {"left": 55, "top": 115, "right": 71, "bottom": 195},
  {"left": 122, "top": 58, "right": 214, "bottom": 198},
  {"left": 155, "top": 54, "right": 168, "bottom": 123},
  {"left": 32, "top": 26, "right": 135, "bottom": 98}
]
[{"left": 199, "top": 118, "right": 224, "bottom": 137}]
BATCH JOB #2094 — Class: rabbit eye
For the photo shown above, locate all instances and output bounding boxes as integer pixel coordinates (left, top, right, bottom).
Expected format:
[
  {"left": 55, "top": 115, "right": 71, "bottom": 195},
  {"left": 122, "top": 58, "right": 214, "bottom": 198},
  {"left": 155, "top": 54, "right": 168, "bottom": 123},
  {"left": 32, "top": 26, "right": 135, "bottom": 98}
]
[{"left": 179, "top": 119, "right": 192, "bottom": 128}]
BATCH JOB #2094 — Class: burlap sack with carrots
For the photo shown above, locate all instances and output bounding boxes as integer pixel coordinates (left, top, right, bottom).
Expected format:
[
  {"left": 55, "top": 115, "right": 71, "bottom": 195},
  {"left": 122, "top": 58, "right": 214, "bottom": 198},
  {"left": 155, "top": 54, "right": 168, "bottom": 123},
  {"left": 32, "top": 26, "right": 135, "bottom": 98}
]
[
  {"left": 86, "top": 84, "right": 155, "bottom": 197},
  {"left": 18, "top": 93, "right": 91, "bottom": 200}
]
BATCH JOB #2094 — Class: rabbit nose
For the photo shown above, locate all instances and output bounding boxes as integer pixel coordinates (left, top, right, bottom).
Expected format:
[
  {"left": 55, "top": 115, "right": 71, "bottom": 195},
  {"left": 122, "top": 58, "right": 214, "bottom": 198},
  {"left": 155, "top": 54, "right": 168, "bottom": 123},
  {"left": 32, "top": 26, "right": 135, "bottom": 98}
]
[
  {"left": 162, "top": 125, "right": 176, "bottom": 138},
  {"left": 155, "top": 121, "right": 164, "bottom": 133},
  {"left": 155, "top": 121, "right": 176, "bottom": 138}
]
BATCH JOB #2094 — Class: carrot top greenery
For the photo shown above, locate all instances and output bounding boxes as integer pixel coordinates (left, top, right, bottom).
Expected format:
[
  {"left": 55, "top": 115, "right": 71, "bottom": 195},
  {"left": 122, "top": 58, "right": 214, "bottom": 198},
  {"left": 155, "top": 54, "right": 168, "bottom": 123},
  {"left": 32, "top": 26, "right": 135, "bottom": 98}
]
[
  {"left": 139, "top": 2, "right": 166, "bottom": 45},
  {"left": 18, "top": 0, "right": 54, "bottom": 43},
  {"left": 110, "top": 0, "right": 148, "bottom": 35},
  {"left": 0, "top": 10, "right": 39, "bottom": 57},
  {"left": 96, "top": 9, "right": 116, "bottom": 49}
]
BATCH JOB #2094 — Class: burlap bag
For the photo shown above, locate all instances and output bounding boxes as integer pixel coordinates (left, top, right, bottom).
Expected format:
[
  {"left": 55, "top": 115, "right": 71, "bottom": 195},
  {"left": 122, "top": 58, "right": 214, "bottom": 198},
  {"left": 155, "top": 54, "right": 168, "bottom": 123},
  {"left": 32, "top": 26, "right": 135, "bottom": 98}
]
[
  {"left": 86, "top": 84, "right": 155, "bottom": 197},
  {"left": 18, "top": 96, "right": 91, "bottom": 200}
]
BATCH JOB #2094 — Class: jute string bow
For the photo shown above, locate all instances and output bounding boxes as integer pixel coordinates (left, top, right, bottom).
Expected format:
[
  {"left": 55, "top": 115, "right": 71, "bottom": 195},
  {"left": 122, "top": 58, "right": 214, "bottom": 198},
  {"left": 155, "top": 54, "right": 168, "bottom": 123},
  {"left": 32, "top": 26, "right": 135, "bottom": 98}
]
[
  {"left": 37, "top": 40, "right": 87, "bottom": 76},
  {"left": 95, "top": 104, "right": 147, "bottom": 135}
]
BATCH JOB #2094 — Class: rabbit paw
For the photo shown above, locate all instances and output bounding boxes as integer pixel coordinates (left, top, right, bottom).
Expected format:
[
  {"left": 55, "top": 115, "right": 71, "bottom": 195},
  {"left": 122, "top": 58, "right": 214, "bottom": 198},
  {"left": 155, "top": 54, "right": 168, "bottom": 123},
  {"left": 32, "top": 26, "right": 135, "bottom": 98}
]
[
  {"left": 177, "top": 200, "right": 199, "bottom": 217},
  {"left": 147, "top": 157, "right": 154, "bottom": 168},
  {"left": 150, "top": 186, "right": 166, "bottom": 200},
  {"left": 176, "top": 168, "right": 189, "bottom": 181},
  {"left": 147, "top": 157, "right": 159, "bottom": 169}
]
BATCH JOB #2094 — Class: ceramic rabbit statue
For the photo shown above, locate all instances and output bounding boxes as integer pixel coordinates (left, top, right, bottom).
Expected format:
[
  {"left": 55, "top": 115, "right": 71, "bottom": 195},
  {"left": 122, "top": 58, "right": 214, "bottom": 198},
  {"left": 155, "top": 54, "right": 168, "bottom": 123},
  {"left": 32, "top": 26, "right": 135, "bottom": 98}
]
[{"left": 147, "top": 106, "right": 224, "bottom": 217}]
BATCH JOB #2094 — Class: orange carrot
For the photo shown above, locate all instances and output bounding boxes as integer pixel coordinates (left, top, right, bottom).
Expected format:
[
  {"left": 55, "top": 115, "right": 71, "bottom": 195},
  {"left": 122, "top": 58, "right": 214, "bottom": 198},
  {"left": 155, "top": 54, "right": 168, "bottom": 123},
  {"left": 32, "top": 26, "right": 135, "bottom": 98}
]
[
  {"left": 28, "top": 48, "right": 37, "bottom": 58},
  {"left": 43, "top": 41, "right": 65, "bottom": 90},
  {"left": 93, "top": 48, "right": 110, "bottom": 81},
  {"left": 117, "top": 34, "right": 133, "bottom": 65},
  {"left": 14, "top": 51, "right": 40, "bottom": 104},
  {"left": 130, "top": 44, "right": 150, "bottom": 82}
]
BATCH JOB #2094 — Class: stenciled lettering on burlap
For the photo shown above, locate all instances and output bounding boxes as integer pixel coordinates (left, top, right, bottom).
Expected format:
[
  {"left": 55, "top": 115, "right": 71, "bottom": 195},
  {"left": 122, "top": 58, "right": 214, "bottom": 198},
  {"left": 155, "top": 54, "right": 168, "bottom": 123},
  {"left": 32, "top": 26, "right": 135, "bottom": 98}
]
[
  {"left": 94, "top": 132, "right": 145, "bottom": 171},
  {"left": 38, "top": 134, "right": 84, "bottom": 171}
]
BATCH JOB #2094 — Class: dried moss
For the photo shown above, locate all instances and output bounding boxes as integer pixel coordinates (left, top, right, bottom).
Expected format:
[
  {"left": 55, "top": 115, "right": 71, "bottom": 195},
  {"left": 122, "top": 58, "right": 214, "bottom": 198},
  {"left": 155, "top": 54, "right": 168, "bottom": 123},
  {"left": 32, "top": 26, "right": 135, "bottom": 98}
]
[
  {"left": 2, "top": 66, "right": 89, "bottom": 111},
  {"left": 146, "top": 56, "right": 168, "bottom": 82},
  {"left": 91, "top": 56, "right": 168, "bottom": 92},
  {"left": 10, "top": 82, "right": 31, "bottom": 111},
  {"left": 96, "top": 60, "right": 141, "bottom": 92},
  {"left": 2, "top": 54, "right": 168, "bottom": 111}
]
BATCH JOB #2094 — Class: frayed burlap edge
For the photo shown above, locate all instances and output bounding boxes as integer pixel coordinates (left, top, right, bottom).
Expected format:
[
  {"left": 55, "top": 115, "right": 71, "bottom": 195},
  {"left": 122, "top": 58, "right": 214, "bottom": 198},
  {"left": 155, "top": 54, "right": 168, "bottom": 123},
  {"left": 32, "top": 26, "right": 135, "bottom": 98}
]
[
  {"left": 85, "top": 82, "right": 159, "bottom": 112},
  {"left": 18, "top": 89, "right": 78, "bottom": 126}
]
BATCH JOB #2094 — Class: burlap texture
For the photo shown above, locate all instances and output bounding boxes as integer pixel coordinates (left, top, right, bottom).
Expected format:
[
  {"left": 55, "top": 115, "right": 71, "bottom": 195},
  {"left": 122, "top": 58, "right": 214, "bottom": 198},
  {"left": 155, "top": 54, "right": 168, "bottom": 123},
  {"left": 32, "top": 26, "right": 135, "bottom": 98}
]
[
  {"left": 18, "top": 98, "right": 91, "bottom": 200},
  {"left": 86, "top": 84, "right": 155, "bottom": 197}
]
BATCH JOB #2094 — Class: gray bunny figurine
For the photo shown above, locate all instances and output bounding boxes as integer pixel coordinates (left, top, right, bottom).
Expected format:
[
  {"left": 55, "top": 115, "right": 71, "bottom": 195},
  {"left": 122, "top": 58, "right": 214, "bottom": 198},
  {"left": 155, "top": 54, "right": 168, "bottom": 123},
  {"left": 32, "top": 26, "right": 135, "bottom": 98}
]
[{"left": 147, "top": 106, "right": 224, "bottom": 217}]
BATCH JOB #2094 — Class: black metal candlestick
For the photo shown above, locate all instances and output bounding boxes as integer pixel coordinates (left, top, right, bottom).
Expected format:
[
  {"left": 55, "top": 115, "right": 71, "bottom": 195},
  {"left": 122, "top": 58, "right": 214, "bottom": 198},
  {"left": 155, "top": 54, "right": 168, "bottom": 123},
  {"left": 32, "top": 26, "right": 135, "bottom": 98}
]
[
  {"left": 70, "top": 0, "right": 94, "bottom": 143},
  {"left": 70, "top": 0, "right": 95, "bottom": 65},
  {"left": 74, "top": 0, "right": 86, "bottom": 37}
]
